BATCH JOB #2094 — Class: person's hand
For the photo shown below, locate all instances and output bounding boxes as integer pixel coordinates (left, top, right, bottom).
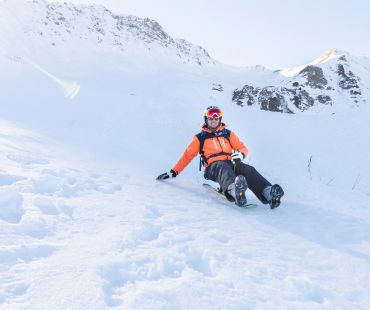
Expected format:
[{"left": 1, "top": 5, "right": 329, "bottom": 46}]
[
  {"left": 231, "top": 150, "right": 244, "bottom": 165},
  {"left": 156, "top": 169, "right": 178, "bottom": 180}
]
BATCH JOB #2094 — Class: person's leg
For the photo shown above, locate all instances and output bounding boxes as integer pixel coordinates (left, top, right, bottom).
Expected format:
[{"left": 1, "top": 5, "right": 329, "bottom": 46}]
[
  {"left": 205, "top": 161, "right": 235, "bottom": 193},
  {"left": 235, "top": 163, "right": 271, "bottom": 203},
  {"left": 205, "top": 161, "right": 249, "bottom": 206}
]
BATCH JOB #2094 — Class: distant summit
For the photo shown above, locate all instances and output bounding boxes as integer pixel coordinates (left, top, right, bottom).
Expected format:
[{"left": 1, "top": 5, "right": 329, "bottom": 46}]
[{"left": 232, "top": 49, "right": 370, "bottom": 113}]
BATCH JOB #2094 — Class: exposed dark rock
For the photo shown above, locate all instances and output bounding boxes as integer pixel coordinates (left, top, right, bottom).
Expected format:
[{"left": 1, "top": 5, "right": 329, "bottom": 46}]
[
  {"left": 232, "top": 83, "right": 320, "bottom": 113},
  {"left": 232, "top": 52, "right": 366, "bottom": 113},
  {"left": 232, "top": 85, "right": 260, "bottom": 106},
  {"left": 299, "top": 65, "right": 328, "bottom": 89},
  {"left": 317, "top": 95, "right": 332, "bottom": 105},
  {"left": 337, "top": 63, "right": 361, "bottom": 97},
  {"left": 259, "top": 87, "right": 282, "bottom": 112},
  {"left": 212, "top": 84, "right": 223, "bottom": 92},
  {"left": 289, "top": 89, "right": 315, "bottom": 111},
  {"left": 350, "top": 89, "right": 361, "bottom": 96},
  {"left": 259, "top": 87, "right": 293, "bottom": 113}
]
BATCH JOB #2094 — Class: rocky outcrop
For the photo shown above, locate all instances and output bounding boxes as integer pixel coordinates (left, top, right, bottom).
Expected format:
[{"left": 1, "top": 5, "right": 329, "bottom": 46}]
[
  {"left": 232, "top": 85, "right": 316, "bottom": 113},
  {"left": 259, "top": 87, "right": 292, "bottom": 113},
  {"left": 212, "top": 84, "right": 223, "bottom": 92},
  {"left": 300, "top": 66, "right": 328, "bottom": 89},
  {"left": 232, "top": 51, "right": 365, "bottom": 113},
  {"left": 337, "top": 56, "right": 362, "bottom": 100},
  {"left": 232, "top": 85, "right": 259, "bottom": 106}
]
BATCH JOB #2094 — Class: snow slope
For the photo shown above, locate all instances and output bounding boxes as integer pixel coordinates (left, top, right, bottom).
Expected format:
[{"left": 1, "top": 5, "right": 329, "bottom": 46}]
[
  {"left": 1, "top": 0, "right": 370, "bottom": 309},
  {"left": 1, "top": 118, "right": 370, "bottom": 309}
]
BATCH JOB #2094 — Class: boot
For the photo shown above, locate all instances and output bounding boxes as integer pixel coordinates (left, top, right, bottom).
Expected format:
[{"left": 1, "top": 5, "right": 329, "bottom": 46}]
[
  {"left": 234, "top": 175, "right": 248, "bottom": 207},
  {"left": 263, "top": 184, "right": 284, "bottom": 209}
]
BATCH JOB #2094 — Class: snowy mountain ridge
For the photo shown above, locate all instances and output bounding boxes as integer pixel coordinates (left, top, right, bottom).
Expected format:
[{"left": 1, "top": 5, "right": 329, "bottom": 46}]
[
  {"left": 0, "top": 0, "right": 214, "bottom": 67},
  {"left": 232, "top": 49, "right": 370, "bottom": 113},
  {"left": 1, "top": 0, "right": 370, "bottom": 113}
]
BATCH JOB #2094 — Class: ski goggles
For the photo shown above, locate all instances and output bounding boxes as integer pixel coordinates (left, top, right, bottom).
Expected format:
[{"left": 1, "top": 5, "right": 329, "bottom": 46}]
[{"left": 205, "top": 108, "right": 222, "bottom": 120}]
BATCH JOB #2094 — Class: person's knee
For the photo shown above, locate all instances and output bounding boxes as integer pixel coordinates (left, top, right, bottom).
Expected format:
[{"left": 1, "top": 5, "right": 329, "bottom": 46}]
[{"left": 219, "top": 163, "right": 235, "bottom": 189}]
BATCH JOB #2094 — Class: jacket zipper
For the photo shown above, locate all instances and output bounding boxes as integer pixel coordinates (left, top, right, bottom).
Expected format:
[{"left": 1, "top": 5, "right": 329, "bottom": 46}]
[{"left": 216, "top": 137, "right": 224, "bottom": 152}]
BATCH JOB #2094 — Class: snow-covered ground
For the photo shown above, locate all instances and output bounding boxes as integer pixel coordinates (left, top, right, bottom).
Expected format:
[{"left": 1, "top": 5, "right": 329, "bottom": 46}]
[
  {"left": 1, "top": 103, "right": 370, "bottom": 309},
  {"left": 1, "top": 114, "right": 370, "bottom": 309},
  {"left": 1, "top": 0, "right": 370, "bottom": 309}
]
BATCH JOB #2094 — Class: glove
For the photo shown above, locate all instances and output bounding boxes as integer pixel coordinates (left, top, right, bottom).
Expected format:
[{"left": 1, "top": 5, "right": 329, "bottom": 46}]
[
  {"left": 231, "top": 150, "right": 244, "bottom": 165},
  {"left": 156, "top": 169, "right": 178, "bottom": 180}
]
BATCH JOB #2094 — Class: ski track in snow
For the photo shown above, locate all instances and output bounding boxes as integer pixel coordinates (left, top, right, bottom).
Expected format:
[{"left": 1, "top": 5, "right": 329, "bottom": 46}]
[{"left": 0, "top": 123, "right": 370, "bottom": 309}]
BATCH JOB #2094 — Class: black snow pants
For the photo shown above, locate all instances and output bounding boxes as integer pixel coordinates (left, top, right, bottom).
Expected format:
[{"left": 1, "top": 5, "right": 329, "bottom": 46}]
[{"left": 204, "top": 160, "right": 271, "bottom": 204}]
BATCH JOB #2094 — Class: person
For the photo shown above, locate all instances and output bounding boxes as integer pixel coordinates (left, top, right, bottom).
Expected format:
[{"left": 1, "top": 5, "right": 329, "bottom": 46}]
[{"left": 157, "top": 106, "right": 284, "bottom": 208}]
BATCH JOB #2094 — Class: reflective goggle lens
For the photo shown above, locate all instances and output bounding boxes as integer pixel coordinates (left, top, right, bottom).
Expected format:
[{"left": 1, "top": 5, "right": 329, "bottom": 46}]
[
  {"left": 206, "top": 108, "right": 222, "bottom": 120},
  {"left": 207, "top": 115, "right": 219, "bottom": 120}
]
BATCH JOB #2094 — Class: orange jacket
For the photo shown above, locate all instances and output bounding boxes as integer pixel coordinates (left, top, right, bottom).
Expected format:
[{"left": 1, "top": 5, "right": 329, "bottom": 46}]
[{"left": 172, "top": 123, "right": 249, "bottom": 174}]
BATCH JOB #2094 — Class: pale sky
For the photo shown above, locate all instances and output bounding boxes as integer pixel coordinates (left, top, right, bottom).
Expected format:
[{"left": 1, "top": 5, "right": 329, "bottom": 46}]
[{"left": 55, "top": 0, "right": 369, "bottom": 69}]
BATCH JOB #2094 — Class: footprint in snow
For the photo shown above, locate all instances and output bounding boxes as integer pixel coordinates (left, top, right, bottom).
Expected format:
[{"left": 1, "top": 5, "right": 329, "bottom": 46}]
[
  {"left": 0, "top": 282, "right": 29, "bottom": 304},
  {"left": 16, "top": 218, "right": 50, "bottom": 239},
  {"left": 97, "top": 256, "right": 183, "bottom": 307},
  {"left": 0, "top": 244, "right": 56, "bottom": 271},
  {"left": 33, "top": 197, "right": 59, "bottom": 216},
  {"left": 132, "top": 222, "right": 161, "bottom": 242},
  {"left": 285, "top": 275, "right": 326, "bottom": 304},
  {"left": 144, "top": 205, "right": 162, "bottom": 219},
  {"left": 57, "top": 201, "right": 74, "bottom": 217},
  {"left": 0, "top": 187, "right": 24, "bottom": 224},
  {"left": 32, "top": 175, "right": 61, "bottom": 195},
  {"left": 0, "top": 173, "right": 26, "bottom": 186}
]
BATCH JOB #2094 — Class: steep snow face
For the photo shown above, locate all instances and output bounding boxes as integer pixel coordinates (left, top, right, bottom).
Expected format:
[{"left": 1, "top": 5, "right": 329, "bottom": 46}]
[
  {"left": 0, "top": 0, "right": 214, "bottom": 67},
  {"left": 232, "top": 50, "right": 370, "bottom": 113}
]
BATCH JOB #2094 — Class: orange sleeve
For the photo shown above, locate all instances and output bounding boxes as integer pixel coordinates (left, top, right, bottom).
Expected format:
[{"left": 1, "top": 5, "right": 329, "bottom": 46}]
[
  {"left": 230, "top": 131, "right": 249, "bottom": 158},
  {"left": 172, "top": 136, "right": 200, "bottom": 174}
]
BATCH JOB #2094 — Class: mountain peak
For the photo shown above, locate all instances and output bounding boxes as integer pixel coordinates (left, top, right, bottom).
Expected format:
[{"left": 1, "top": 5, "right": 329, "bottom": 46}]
[
  {"left": 0, "top": 0, "right": 214, "bottom": 67},
  {"left": 232, "top": 48, "right": 369, "bottom": 113},
  {"left": 279, "top": 49, "right": 351, "bottom": 77},
  {"left": 312, "top": 49, "right": 344, "bottom": 65}
]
